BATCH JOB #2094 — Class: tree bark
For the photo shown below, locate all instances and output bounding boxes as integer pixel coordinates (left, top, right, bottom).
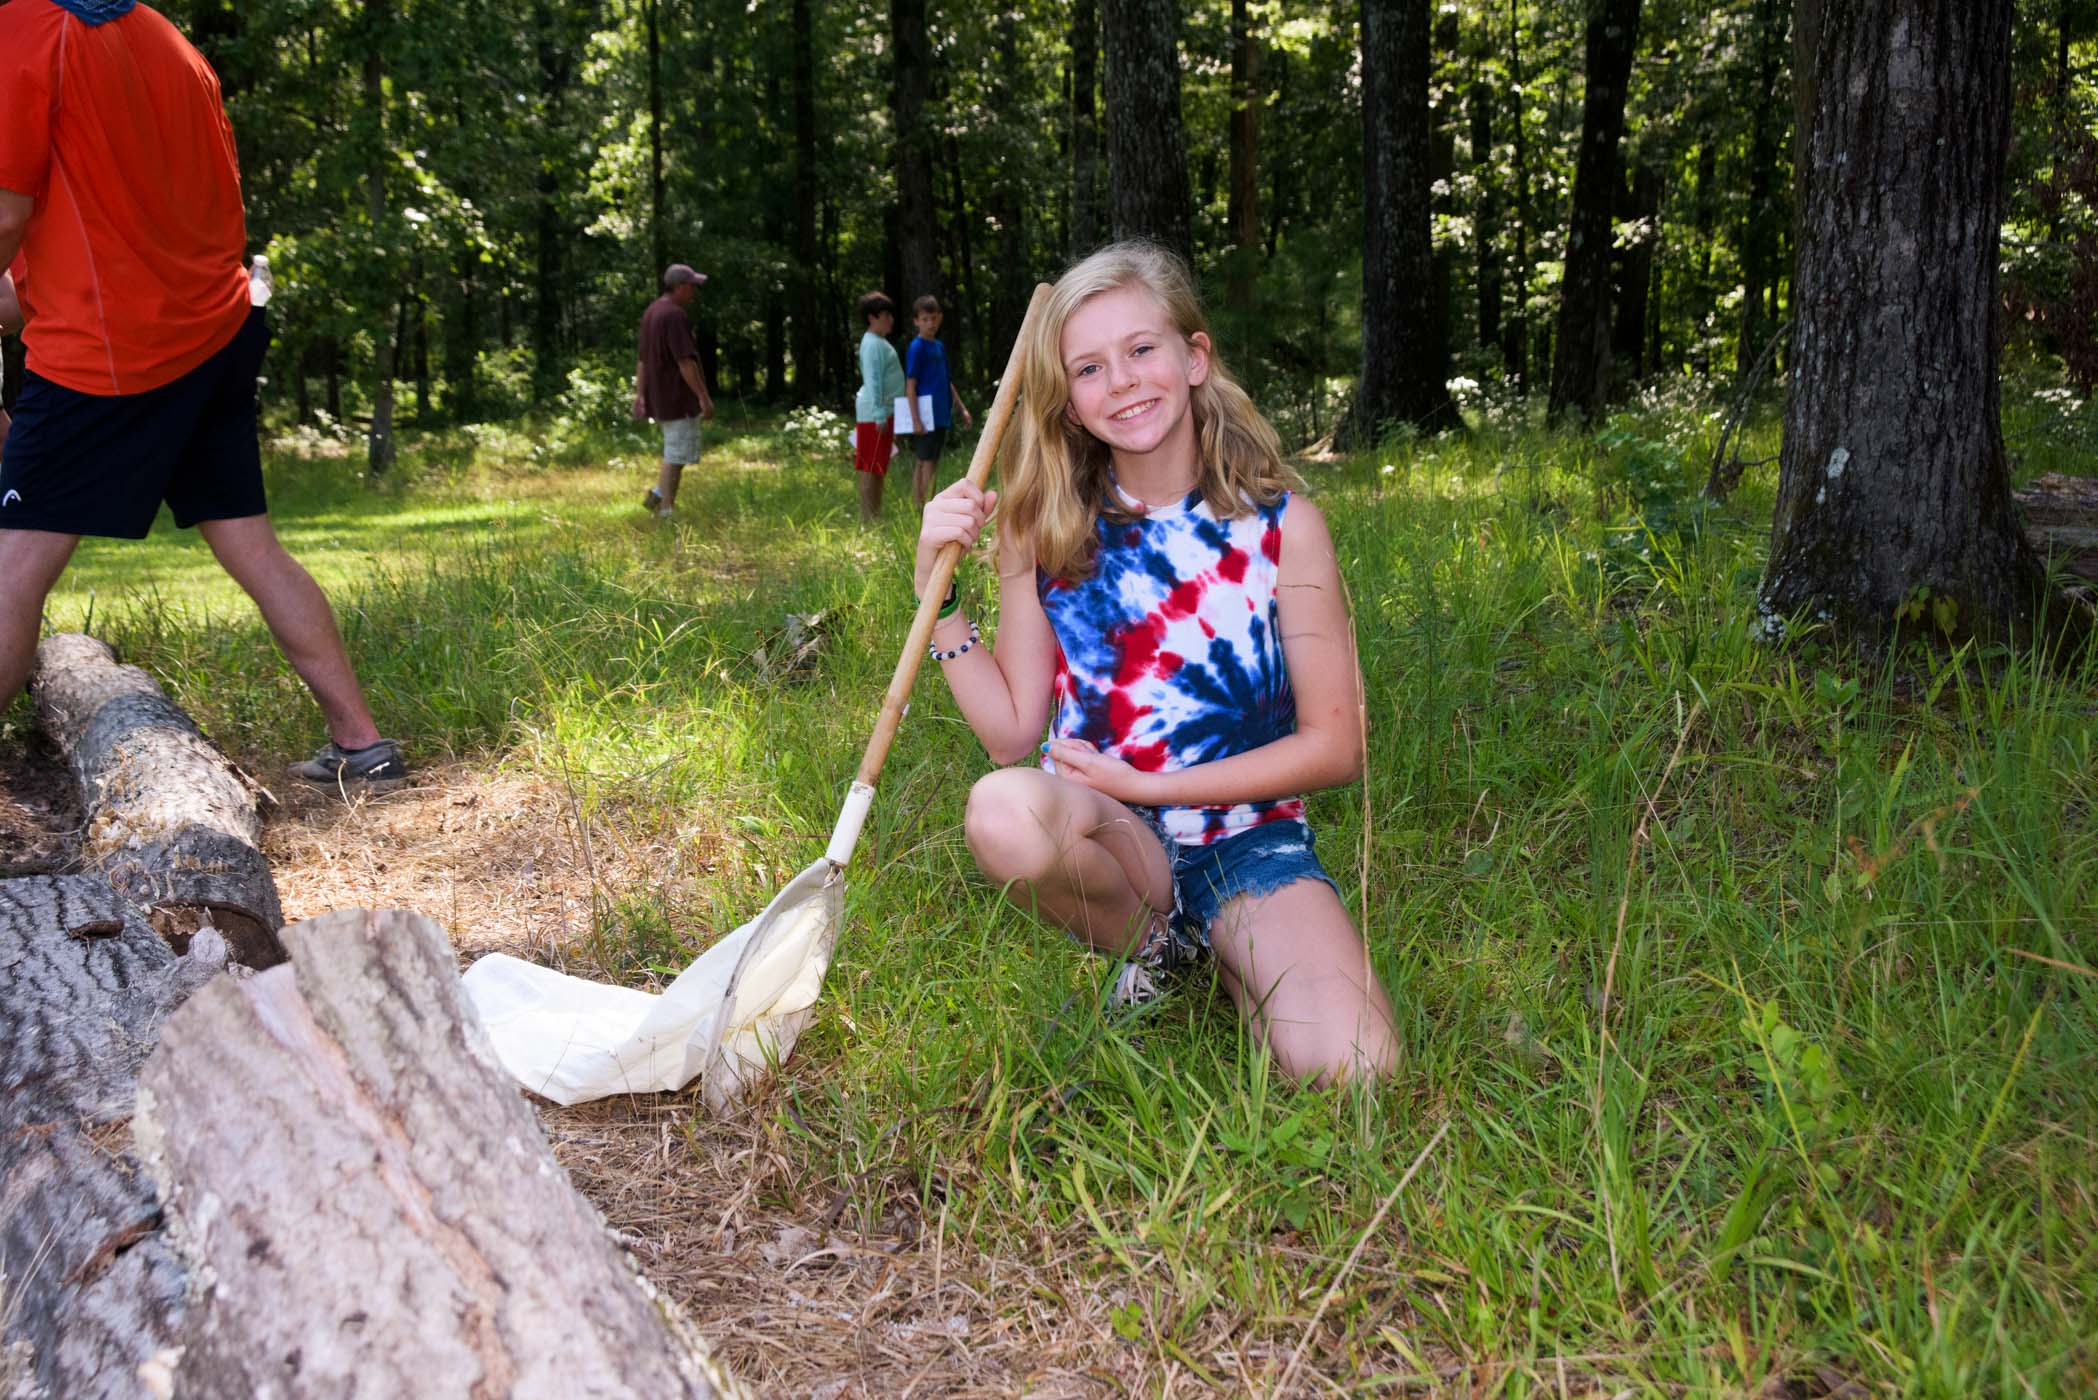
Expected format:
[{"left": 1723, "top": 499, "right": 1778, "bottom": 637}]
[
  {"left": 647, "top": 0, "right": 668, "bottom": 280},
  {"left": 132, "top": 908, "right": 743, "bottom": 1397},
  {"left": 1347, "top": 0, "right": 1460, "bottom": 441},
  {"left": 32, "top": 633, "right": 285, "bottom": 966},
  {"left": 1760, "top": 0, "right": 2047, "bottom": 646},
  {"left": 1547, "top": 0, "right": 1642, "bottom": 423},
  {"left": 1225, "top": 0, "right": 1261, "bottom": 306},
  {"left": 1612, "top": 158, "right": 1660, "bottom": 384},
  {"left": 0, "top": 876, "right": 229, "bottom": 1400},
  {"left": 791, "top": 0, "right": 822, "bottom": 402},
  {"left": 1101, "top": 0, "right": 1194, "bottom": 265},
  {"left": 1470, "top": 22, "right": 1503, "bottom": 358},
  {"left": 1506, "top": 0, "right": 1533, "bottom": 385},
  {"left": 1069, "top": 0, "right": 1103, "bottom": 258},
  {"left": 363, "top": 0, "right": 398, "bottom": 474},
  {"left": 890, "top": 0, "right": 939, "bottom": 305},
  {"left": 1739, "top": 0, "right": 1789, "bottom": 376}
]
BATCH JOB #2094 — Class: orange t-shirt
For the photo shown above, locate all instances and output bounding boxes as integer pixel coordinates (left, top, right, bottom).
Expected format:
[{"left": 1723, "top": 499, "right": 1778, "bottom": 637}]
[{"left": 0, "top": 2, "right": 250, "bottom": 396}]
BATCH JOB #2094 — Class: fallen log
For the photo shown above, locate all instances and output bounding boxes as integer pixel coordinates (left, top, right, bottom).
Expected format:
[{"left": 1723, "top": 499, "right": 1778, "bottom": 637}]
[
  {"left": 0, "top": 875, "right": 230, "bottom": 1397},
  {"left": 132, "top": 907, "right": 743, "bottom": 1398},
  {"left": 32, "top": 632, "right": 284, "bottom": 967}
]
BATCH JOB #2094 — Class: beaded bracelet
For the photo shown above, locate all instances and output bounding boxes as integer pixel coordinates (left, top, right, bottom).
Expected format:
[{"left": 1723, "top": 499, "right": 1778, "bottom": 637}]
[{"left": 930, "top": 620, "right": 981, "bottom": 662}]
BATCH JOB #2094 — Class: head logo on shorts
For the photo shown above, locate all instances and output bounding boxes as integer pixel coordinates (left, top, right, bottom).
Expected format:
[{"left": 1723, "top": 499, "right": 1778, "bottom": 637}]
[{"left": 1, "top": 490, "right": 20, "bottom": 508}]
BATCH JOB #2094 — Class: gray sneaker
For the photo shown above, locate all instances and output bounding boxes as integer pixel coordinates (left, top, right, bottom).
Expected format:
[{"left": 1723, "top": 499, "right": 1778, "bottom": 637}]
[
  {"left": 1108, "top": 913, "right": 1206, "bottom": 1012},
  {"left": 289, "top": 738, "right": 409, "bottom": 790}
]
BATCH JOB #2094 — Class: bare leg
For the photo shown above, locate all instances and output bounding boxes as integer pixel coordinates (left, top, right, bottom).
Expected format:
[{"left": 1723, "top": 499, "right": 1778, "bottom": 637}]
[
  {"left": 856, "top": 470, "right": 884, "bottom": 524},
  {"left": 912, "top": 457, "right": 935, "bottom": 511},
  {"left": 0, "top": 528, "right": 82, "bottom": 708},
  {"left": 1208, "top": 879, "right": 1399, "bottom": 1085},
  {"left": 196, "top": 515, "right": 381, "bottom": 749},
  {"left": 653, "top": 460, "right": 684, "bottom": 511},
  {"left": 963, "top": 767, "right": 1174, "bottom": 955}
]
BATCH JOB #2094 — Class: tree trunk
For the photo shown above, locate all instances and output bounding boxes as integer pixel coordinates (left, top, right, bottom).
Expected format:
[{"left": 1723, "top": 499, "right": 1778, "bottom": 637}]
[
  {"left": 130, "top": 907, "right": 742, "bottom": 1397},
  {"left": 1760, "top": 0, "right": 2046, "bottom": 646},
  {"left": 531, "top": 0, "right": 574, "bottom": 404},
  {"left": 1612, "top": 158, "right": 1659, "bottom": 384},
  {"left": 1101, "top": 0, "right": 1194, "bottom": 265},
  {"left": 0, "top": 876, "right": 231, "bottom": 1400},
  {"left": 1548, "top": 0, "right": 1642, "bottom": 423},
  {"left": 647, "top": 0, "right": 667, "bottom": 279},
  {"left": 1506, "top": 0, "right": 1533, "bottom": 386},
  {"left": 1348, "top": 0, "right": 1460, "bottom": 441},
  {"left": 891, "top": 0, "right": 939, "bottom": 304},
  {"left": 1225, "top": 0, "right": 1261, "bottom": 306},
  {"left": 32, "top": 633, "right": 284, "bottom": 966},
  {"left": 363, "top": 0, "right": 397, "bottom": 474},
  {"left": 791, "top": 0, "right": 821, "bottom": 402},
  {"left": 1069, "top": 0, "right": 1103, "bottom": 258},
  {"left": 1738, "top": 0, "right": 1788, "bottom": 376},
  {"left": 992, "top": 9, "right": 1030, "bottom": 359},
  {"left": 1470, "top": 23, "right": 1503, "bottom": 358}
]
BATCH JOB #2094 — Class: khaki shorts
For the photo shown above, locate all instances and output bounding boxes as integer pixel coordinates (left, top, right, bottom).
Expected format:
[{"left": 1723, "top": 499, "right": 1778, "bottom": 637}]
[{"left": 660, "top": 415, "right": 702, "bottom": 465}]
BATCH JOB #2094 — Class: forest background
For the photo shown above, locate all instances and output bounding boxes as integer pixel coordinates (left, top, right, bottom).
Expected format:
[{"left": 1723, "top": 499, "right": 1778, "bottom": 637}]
[{"left": 6, "top": 0, "right": 2073, "bottom": 468}]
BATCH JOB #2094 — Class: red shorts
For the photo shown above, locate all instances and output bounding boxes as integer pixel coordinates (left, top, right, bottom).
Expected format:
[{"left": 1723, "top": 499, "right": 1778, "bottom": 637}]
[{"left": 853, "top": 419, "right": 894, "bottom": 475}]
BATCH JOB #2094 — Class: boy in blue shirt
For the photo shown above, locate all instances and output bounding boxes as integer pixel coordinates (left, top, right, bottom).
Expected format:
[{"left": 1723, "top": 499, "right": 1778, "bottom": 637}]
[{"left": 902, "top": 295, "right": 973, "bottom": 510}]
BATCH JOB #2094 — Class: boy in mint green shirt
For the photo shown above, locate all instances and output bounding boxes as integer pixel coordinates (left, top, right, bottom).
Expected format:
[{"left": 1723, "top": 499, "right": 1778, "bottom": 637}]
[{"left": 852, "top": 291, "right": 905, "bottom": 523}]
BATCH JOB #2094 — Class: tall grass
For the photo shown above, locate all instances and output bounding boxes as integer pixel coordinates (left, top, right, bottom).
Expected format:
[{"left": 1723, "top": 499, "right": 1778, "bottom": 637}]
[{"left": 27, "top": 391, "right": 2098, "bottom": 1394}]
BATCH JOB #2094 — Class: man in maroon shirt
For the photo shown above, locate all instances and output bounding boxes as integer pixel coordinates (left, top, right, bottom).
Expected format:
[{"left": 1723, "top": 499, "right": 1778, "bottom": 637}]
[{"left": 632, "top": 263, "right": 714, "bottom": 519}]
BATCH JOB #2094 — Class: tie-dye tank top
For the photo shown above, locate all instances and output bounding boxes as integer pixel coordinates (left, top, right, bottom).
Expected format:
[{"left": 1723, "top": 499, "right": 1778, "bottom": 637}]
[{"left": 1038, "top": 485, "right": 1306, "bottom": 846}]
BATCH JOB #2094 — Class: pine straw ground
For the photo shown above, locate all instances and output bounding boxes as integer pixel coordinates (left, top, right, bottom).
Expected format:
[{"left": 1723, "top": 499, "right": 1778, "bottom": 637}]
[{"left": 260, "top": 765, "right": 1481, "bottom": 1397}]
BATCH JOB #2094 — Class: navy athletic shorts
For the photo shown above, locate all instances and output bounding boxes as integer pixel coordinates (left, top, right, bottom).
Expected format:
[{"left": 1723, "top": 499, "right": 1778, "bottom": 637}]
[
  {"left": 0, "top": 308, "right": 269, "bottom": 539},
  {"left": 911, "top": 425, "right": 949, "bottom": 463}
]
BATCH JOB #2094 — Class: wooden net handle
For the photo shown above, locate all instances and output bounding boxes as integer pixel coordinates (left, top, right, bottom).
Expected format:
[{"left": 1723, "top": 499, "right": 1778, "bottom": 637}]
[{"left": 853, "top": 282, "right": 1053, "bottom": 791}]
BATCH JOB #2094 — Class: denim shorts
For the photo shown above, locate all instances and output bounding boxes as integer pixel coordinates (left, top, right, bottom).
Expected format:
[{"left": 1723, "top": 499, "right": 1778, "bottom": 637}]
[{"left": 1134, "top": 810, "right": 1340, "bottom": 949}]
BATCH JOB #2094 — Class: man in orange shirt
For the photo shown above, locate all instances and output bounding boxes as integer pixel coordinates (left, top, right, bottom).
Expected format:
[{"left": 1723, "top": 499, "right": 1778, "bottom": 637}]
[{"left": 0, "top": 0, "right": 405, "bottom": 789}]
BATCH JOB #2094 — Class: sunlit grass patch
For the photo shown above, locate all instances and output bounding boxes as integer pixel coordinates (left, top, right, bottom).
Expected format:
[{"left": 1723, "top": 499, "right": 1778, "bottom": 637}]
[{"left": 25, "top": 395, "right": 2098, "bottom": 1393}]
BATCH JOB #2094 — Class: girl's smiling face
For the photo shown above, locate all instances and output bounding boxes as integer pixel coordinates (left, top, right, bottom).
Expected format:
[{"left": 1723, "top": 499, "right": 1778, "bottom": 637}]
[{"left": 1060, "top": 284, "right": 1210, "bottom": 462}]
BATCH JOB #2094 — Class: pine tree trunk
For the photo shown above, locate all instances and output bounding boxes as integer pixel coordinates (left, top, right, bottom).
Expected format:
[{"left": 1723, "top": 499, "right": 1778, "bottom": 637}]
[
  {"left": 791, "top": 0, "right": 821, "bottom": 402},
  {"left": 1760, "top": 0, "right": 2046, "bottom": 645},
  {"left": 1612, "top": 160, "right": 1659, "bottom": 384},
  {"left": 1470, "top": 26, "right": 1503, "bottom": 358},
  {"left": 1225, "top": 0, "right": 1261, "bottom": 306},
  {"left": 1506, "top": 0, "right": 1533, "bottom": 386},
  {"left": 530, "top": 0, "right": 574, "bottom": 405},
  {"left": 647, "top": 0, "right": 667, "bottom": 279},
  {"left": 891, "top": 0, "right": 938, "bottom": 304},
  {"left": 1738, "top": 0, "right": 1788, "bottom": 375},
  {"left": 1547, "top": 0, "right": 1642, "bottom": 423},
  {"left": 1069, "top": 0, "right": 1103, "bottom": 257},
  {"left": 363, "top": 0, "right": 397, "bottom": 474},
  {"left": 1348, "top": 0, "right": 1459, "bottom": 441},
  {"left": 1101, "top": 0, "right": 1194, "bottom": 264}
]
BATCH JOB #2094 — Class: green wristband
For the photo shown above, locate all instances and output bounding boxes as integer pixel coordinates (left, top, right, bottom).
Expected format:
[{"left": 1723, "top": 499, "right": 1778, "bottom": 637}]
[{"left": 936, "top": 579, "right": 960, "bottom": 619}]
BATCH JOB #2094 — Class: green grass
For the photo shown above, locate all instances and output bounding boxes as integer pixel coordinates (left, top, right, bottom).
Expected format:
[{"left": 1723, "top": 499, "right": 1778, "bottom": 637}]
[{"left": 22, "top": 391, "right": 2098, "bottom": 1395}]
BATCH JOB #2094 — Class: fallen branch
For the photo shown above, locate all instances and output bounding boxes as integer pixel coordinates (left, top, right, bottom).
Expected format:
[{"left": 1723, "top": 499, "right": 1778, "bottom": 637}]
[{"left": 32, "top": 633, "right": 284, "bottom": 966}]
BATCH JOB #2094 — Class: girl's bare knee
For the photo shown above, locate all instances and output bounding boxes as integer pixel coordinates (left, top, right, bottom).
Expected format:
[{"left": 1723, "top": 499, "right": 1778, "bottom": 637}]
[{"left": 964, "top": 768, "right": 1068, "bottom": 884}]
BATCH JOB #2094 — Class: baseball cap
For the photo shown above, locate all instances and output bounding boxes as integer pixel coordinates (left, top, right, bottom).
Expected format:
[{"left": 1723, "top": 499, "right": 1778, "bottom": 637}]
[{"left": 663, "top": 263, "right": 709, "bottom": 290}]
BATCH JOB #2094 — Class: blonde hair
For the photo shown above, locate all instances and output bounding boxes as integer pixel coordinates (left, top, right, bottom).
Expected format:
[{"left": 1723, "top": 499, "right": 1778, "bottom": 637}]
[{"left": 1003, "top": 241, "right": 1300, "bottom": 582}]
